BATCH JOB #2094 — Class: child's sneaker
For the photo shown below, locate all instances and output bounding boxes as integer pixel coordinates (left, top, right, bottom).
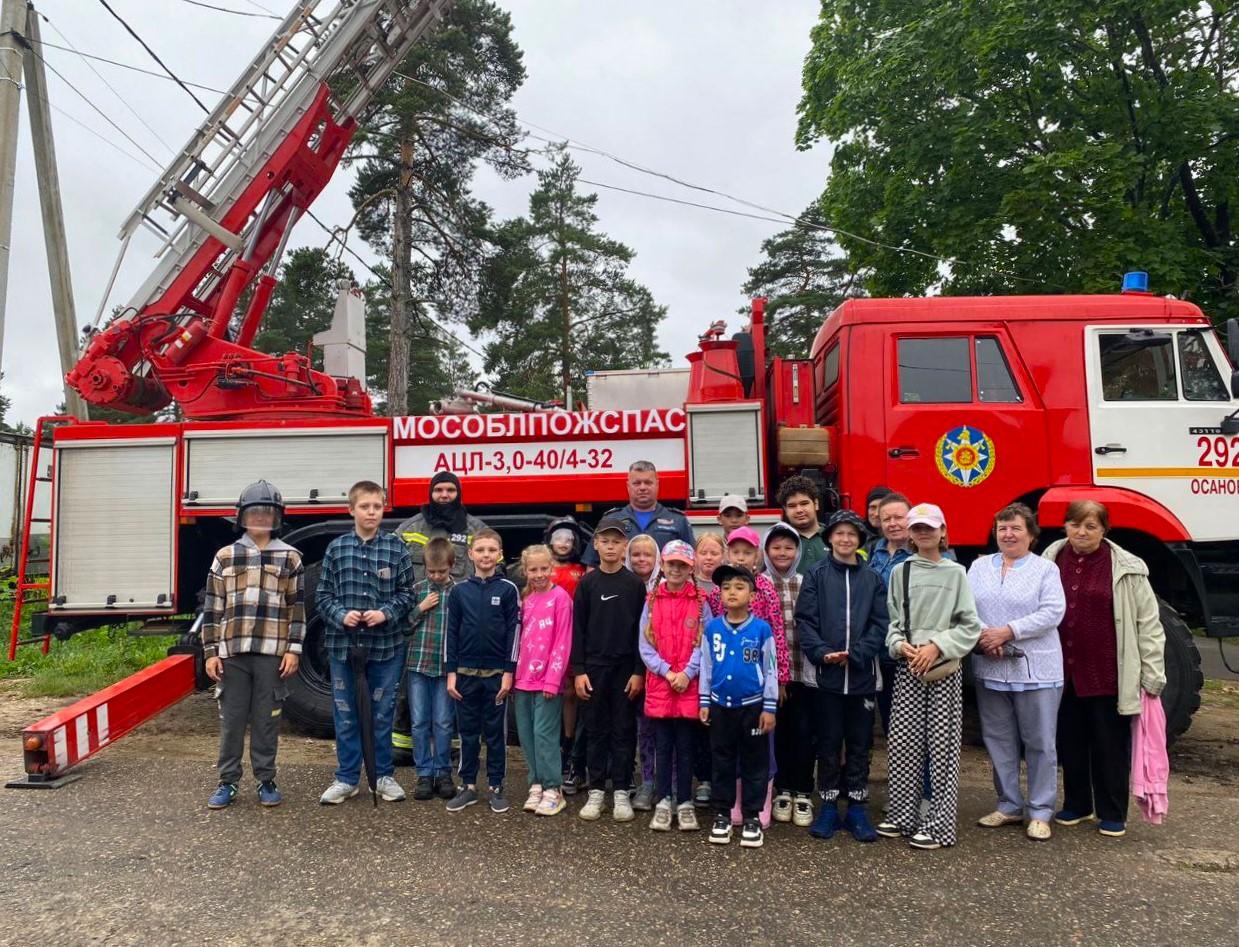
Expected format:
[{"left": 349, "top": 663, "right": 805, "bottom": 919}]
[
  {"left": 612, "top": 789, "right": 635, "bottom": 822},
  {"left": 319, "top": 780, "right": 359, "bottom": 805},
  {"left": 792, "top": 793, "right": 814, "bottom": 827},
  {"left": 445, "top": 786, "right": 478, "bottom": 812},
  {"left": 694, "top": 781, "right": 711, "bottom": 807},
  {"left": 772, "top": 792, "right": 793, "bottom": 823},
  {"left": 809, "top": 803, "right": 839, "bottom": 839},
  {"left": 650, "top": 797, "right": 673, "bottom": 831},
  {"left": 535, "top": 788, "right": 566, "bottom": 816},
  {"left": 908, "top": 832, "right": 942, "bottom": 850},
  {"left": 579, "top": 789, "right": 606, "bottom": 820},
  {"left": 875, "top": 819, "right": 902, "bottom": 838},
  {"left": 207, "top": 782, "right": 238, "bottom": 809},
  {"left": 709, "top": 813, "right": 733, "bottom": 844},
  {"left": 375, "top": 775, "right": 406, "bottom": 802},
  {"left": 413, "top": 776, "right": 435, "bottom": 801},
  {"left": 632, "top": 782, "right": 655, "bottom": 812},
  {"left": 523, "top": 783, "right": 543, "bottom": 812},
  {"left": 257, "top": 780, "right": 282, "bottom": 807},
  {"left": 435, "top": 774, "right": 456, "bottom": 800},
  {"left": 488, "top": 786, "right": 510, "bottom": 814},
  {"left": 676, "top": 802, "right": 699, "bottom": 831},
  {"left": 844, "top": 804, "right": 877, "bottom": 843},
  {"left": 740, "top": 818, "right": 764, "bottom": 848}
]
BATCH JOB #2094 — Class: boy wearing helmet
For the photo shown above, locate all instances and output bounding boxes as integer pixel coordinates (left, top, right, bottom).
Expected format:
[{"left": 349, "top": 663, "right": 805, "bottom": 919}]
[{"left": 203, "top": 481, "right": 305, "bottom": 809}]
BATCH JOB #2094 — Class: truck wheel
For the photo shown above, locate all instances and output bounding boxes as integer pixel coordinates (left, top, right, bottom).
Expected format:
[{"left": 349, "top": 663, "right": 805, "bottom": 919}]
[
  {"left": 282, "top": 561, "right": 335, "bottom": 738},
  {"left": 1159, "top": 600, "right": 1203, "bottom": 744}
]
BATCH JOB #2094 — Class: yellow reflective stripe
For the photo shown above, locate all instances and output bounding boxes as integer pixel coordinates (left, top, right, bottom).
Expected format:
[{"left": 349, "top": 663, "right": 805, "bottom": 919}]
[
  {"left": 391, "top": 731, "right": 412, "bottom": 749},
  {"left": 402, "top": 532, "right": 429, "bottom": 545}
]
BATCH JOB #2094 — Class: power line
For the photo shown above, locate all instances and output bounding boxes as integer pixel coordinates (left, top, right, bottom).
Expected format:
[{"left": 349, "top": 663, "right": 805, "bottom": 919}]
[
  {"left": 176, "top": 0, "right": 281, "bottom": 17},
  {"left": 39, "top": 15, "right": 175, "bottom": 157},
  {"left": 48, "top": 102, "right": 163, "bottom": 173},
  {"left": 94, "top": 0, "right": 211, "bottom": 113},
  {"left": 30, "top": 37, "right": 229, "bottom": 95},
  {"left": 22, "top": 42, "right": 165, "bottom": 168}
]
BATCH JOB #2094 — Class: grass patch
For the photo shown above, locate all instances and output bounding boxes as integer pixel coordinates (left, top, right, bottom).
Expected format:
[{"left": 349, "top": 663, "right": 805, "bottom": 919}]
[
  {"left": 1202, "top": 678, "right": 1239, "bottom": 711},
  {"left": 0, "top": 620, "right": 176, "bottom": 698}
]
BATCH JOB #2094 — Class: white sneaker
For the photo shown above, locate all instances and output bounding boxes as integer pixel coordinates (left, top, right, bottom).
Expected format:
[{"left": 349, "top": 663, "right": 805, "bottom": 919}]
[
  {"left": 612, "top": 789, "right": 635, "bottom": 822},
  {"left": 772, "top": 792, "right": 793, "bottom": 823},
  {"left": 524, "top": 783, "right": 544, "bottom": 812},
  {"left": 376, "top": 775, "right": 405, "bottom": 802},
  {"left": 650, "top": 797, "right": 673, "bottom": 831},
  {"left": 676, "top": 801, "right": 699, "bottom": 831},
  {"left": 792, "top": 794, "right": 814, "bottom": 827},
  {"left": 319, "top": 780, "right": 359, "bottom": 805},
  {"left": 579, "top": 789, "right": 606, "bottom": 821}
]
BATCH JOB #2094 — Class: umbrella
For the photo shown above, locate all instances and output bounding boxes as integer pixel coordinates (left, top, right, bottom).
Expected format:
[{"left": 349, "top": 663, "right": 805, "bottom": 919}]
[{"left": 348, "top": 643, "right": 378, "bottom": 807}]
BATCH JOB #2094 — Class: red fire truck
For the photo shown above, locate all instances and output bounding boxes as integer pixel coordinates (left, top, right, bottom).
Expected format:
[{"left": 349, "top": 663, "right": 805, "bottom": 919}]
[{"left": 9, "top": 1, "right": 1238, "bottom": 782}]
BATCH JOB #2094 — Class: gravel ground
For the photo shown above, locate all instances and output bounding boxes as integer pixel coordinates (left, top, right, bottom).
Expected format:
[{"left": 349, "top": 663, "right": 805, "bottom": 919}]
[{"left": 0, "top": 690, "right": 1235, "bottom": 946}]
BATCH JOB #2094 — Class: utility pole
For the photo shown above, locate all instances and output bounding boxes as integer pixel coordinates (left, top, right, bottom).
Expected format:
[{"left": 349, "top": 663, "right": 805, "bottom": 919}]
[
  {"left": 0, "top": 0, "right": 26, "bottom": 381},
  {"left": 22, "top": 7, "right": 86, "bottom": 418}
]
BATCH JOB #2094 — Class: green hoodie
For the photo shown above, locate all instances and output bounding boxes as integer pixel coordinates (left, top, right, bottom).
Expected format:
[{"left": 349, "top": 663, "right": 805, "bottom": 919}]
[{"left": 885, "top": 554, "right": 983, "bottom": 661}]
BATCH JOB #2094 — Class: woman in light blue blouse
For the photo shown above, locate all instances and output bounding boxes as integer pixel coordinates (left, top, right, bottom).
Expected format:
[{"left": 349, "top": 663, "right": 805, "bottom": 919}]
[{"left": 967, "top": 503, "right": 1066, "bottom": 841}]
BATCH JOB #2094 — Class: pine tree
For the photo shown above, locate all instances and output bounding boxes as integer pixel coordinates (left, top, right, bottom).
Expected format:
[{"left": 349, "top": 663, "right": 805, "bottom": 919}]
[
  {"left": 740, "top": 205, "right": 864, "bottom": 358},
  {"left": 346, "top": 0, "right": 527, "bottom": 415},
  {"left": 472, "top": 148, "right": 668, "bottom": 403},
  {"left": 251, "top": 247, "right": 354, "bottom": 357}
]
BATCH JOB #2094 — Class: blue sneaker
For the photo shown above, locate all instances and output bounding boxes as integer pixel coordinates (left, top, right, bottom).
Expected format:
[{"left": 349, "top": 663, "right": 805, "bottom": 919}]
[
  {"left": 208, "top": 782, "right": 238, "bottom": 809},
  {"left": 808, "top": 802, "right": 840, "bottom": 839},
  {"left": 844, "top": 804, "right": 878, "bottom": 843},
  {"left": 1098, "top": 820, "right": 1126, "bottom": 837},
  {"left": 257, "top": 780, "right": 283, "bottom": 807},
  {"left": 1054, "top": 808, "right": 1095, "bottom": 826}
]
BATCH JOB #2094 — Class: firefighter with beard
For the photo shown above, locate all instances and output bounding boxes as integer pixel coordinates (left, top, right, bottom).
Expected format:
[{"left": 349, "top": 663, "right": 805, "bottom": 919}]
[{"left": 396, "top": 471, "right": 491, "bottom": 583}]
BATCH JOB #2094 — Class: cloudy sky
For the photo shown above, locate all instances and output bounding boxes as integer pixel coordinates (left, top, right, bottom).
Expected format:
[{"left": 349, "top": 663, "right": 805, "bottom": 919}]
[{"left": 0, "top": 0, "right": 828, "bottom": 424}]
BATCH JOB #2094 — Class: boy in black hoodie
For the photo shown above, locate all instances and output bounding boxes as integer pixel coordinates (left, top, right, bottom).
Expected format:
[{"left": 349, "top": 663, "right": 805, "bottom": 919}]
[
  {"left": 794, "top": 510, "right": 889, "bottom": 843},
  {"left": 572, "top": 516, "right": 647, "bottom": 823},
  {"left": 444, "top": 528, "right": 520, "bottom": 814}
]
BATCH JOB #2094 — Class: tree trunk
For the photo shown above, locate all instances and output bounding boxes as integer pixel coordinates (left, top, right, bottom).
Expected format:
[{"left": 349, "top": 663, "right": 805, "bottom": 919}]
[
  {"left": 559, "top": 254, "right": 571, "bottom": 407},
  {"left": 388, "top": 136, "right": 414, "bottom": 417}
]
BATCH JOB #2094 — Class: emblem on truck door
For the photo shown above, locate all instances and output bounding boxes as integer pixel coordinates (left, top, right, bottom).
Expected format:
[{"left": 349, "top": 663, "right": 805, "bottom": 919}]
[{"left": 935, "top": 425, "right": 996, "bottom": 488}]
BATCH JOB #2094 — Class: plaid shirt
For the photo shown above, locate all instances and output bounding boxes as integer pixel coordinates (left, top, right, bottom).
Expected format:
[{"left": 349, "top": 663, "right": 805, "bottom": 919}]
[
  {"left": 767, "top": 570, "right": 807, "bottom": 684},
  {"left": 202, "top": 535, "right": 305, "bottom": 659},
  {"left": 316, "top": 529, "right": 414, "bottom": 663},
  {"left": 406, "top": 577, "right": 454, "bottom": 675}
]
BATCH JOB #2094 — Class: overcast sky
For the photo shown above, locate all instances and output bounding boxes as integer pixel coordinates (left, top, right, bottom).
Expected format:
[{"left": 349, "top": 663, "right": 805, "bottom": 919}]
[{"left": 0, "top": 0, "right": 828, "bottom": 425}]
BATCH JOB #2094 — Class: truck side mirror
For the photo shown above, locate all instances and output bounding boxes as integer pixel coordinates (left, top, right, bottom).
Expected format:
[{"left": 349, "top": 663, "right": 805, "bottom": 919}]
[{"left": 1227, "top": 318, "right": 1239, "bottom": 368}]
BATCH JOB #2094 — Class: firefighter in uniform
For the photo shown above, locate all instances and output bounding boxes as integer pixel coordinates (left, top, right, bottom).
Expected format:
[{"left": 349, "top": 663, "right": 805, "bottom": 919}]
[
  {"left": 582, "top": 460, "right": 694, "bottom": 567},
  {"left": 395, "top": 471, "right": 490, "bottom": 583}
]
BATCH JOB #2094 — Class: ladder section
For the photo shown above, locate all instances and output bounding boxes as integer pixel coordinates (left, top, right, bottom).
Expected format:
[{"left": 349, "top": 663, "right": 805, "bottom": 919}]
[{"left": 7, "top": 416, "right": 73, "bottom": 660}]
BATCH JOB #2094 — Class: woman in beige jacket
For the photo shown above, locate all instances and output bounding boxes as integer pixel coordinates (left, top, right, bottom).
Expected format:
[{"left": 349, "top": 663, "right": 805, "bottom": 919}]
[{"left": 1042, "top": 499, "right": 1165, "bottom": 839}]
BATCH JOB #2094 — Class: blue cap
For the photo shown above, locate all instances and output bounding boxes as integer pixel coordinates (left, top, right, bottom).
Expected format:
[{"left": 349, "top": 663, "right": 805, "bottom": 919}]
[{"left": 1121, "top": 271, "right": 1149, "bottom": 294}]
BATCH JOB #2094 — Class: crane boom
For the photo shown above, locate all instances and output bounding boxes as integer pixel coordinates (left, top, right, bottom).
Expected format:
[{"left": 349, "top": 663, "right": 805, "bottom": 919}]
[{"left": 67, "top": 0, "right": 454, "bottom": 420}]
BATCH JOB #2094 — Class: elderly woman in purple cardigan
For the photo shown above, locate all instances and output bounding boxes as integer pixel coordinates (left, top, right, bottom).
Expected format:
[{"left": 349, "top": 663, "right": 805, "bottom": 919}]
[{"left": 967, "top": 503, "right": 1066, "bottom": 842}]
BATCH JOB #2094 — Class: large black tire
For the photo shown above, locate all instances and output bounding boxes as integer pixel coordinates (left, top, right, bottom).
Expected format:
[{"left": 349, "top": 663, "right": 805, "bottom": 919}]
[
  {"left": 1159, "top": 600, "right": 1203, "bottom": 744},
  {"left": 282, "top": 560, "right": 335, "bottom": 738}
]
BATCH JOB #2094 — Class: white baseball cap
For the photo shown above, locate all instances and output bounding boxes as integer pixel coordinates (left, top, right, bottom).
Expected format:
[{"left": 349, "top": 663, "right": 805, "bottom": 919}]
[{"left": 718, "top": 494, "right": 747, "bottom": 514}]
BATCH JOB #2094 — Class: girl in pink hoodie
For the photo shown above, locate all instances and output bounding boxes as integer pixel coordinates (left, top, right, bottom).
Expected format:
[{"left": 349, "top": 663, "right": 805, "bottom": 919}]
[{"left": 514, "top": 545, "right": 574, "bottom": 816}]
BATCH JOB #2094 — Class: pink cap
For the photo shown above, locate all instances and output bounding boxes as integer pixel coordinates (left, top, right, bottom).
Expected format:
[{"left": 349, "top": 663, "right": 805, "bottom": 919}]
[
  {"left": 726, "top": 526, "right": 761, "bottom": 548},
  {"left": 907, "top": 503, "right": 946, "bottom": 529},
  {"left": 660, "top": 539, "right": 695, "bottom": 565}
]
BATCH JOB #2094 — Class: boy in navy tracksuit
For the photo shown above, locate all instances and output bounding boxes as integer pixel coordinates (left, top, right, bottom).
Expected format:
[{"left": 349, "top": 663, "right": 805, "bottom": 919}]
[
  {"left": 699, "top": 564, "right": 778, "bottom": 849},
  {"left": 444, "top": 528, "right": 521, "bottom": 814}
]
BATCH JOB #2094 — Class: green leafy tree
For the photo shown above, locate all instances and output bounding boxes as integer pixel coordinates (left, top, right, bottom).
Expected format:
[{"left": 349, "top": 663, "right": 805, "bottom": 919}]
[
  {"left": 797, "top": 1, "right": 1239, "bottom": 321},
  {"left": 346, "top": 0, "right": 527, "bottom": 415},
  {"left": 251, "top": 247, "right": 354, "bottom": 357},
  {"left": 472, "top": 148, "right": 668, "bottom": 403},
  {"left": 741, "top": 205, "right": 865, "bottom": 357}
]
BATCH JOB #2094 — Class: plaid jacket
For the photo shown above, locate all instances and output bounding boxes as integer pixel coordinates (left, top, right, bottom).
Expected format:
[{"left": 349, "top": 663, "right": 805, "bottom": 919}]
[
  {"left": 202, "top": 535, "right": 305, "bottom": 659},
  {"left": 406, "top": 578, "right": 454, "bottom": 676},
  {"left": 767, "top": 570, "right": 808, "bottom": 684},
  {"left": 316, "top": 529, "right": 415, "bottom": 663}
]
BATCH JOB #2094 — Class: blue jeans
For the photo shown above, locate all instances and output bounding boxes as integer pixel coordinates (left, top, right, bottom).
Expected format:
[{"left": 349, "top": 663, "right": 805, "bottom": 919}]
[
  {"left": 408, "top": 671, "right": 453, "bottom": 777},
  {"left": 329, "top": 650, "right": 405, "bottom": 785}
]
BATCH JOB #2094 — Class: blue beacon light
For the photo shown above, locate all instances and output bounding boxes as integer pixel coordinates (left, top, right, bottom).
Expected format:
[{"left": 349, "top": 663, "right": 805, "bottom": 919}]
[{"left": 1121, "top": 271, "right": 1150, "bottom": 294}]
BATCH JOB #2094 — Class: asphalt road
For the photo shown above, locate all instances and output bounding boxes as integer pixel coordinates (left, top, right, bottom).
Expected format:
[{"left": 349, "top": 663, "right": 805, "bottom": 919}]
[{"left": 0, "top": 692, "right": 1236, "bottom": 946}]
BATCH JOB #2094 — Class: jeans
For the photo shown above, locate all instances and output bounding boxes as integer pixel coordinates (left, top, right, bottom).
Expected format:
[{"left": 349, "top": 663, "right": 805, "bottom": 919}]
[
  {"left": 456, "top": 673, "right": 507, "bottom": 788},
  {"left": 329, "top": 649, "right": 405, "bottom": 786},
  {"left": 653, "top": 716, "right": 696, "bottom": 803},
  {"left": 408, "top": 671, "right": 453, "bottom": 778}
]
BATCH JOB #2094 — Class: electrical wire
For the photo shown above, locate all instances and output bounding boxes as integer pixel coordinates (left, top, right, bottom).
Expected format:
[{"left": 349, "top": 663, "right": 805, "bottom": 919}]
[
  {"left": 48, "top": 102, "right": 163, "bottom": 173},
  {"left": 94, "top": 0, "right": 211, "bottom": 114},
  {"left": 176, "top": 0, "right": 281, "bottom": 18},
  {"left": 23, "top": 42, "right": 165, "bottom": 169},
  {"left": 39, "top": 15, "right": 175, "bottom": 157},
  {"left": 29, "top": 37, "right": 229, "bottom": 95}
]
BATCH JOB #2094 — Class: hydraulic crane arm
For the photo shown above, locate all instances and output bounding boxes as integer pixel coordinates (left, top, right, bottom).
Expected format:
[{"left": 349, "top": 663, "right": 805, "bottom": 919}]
[{"left": 67, "top": 0, "right": 455, "bottom": 420}]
